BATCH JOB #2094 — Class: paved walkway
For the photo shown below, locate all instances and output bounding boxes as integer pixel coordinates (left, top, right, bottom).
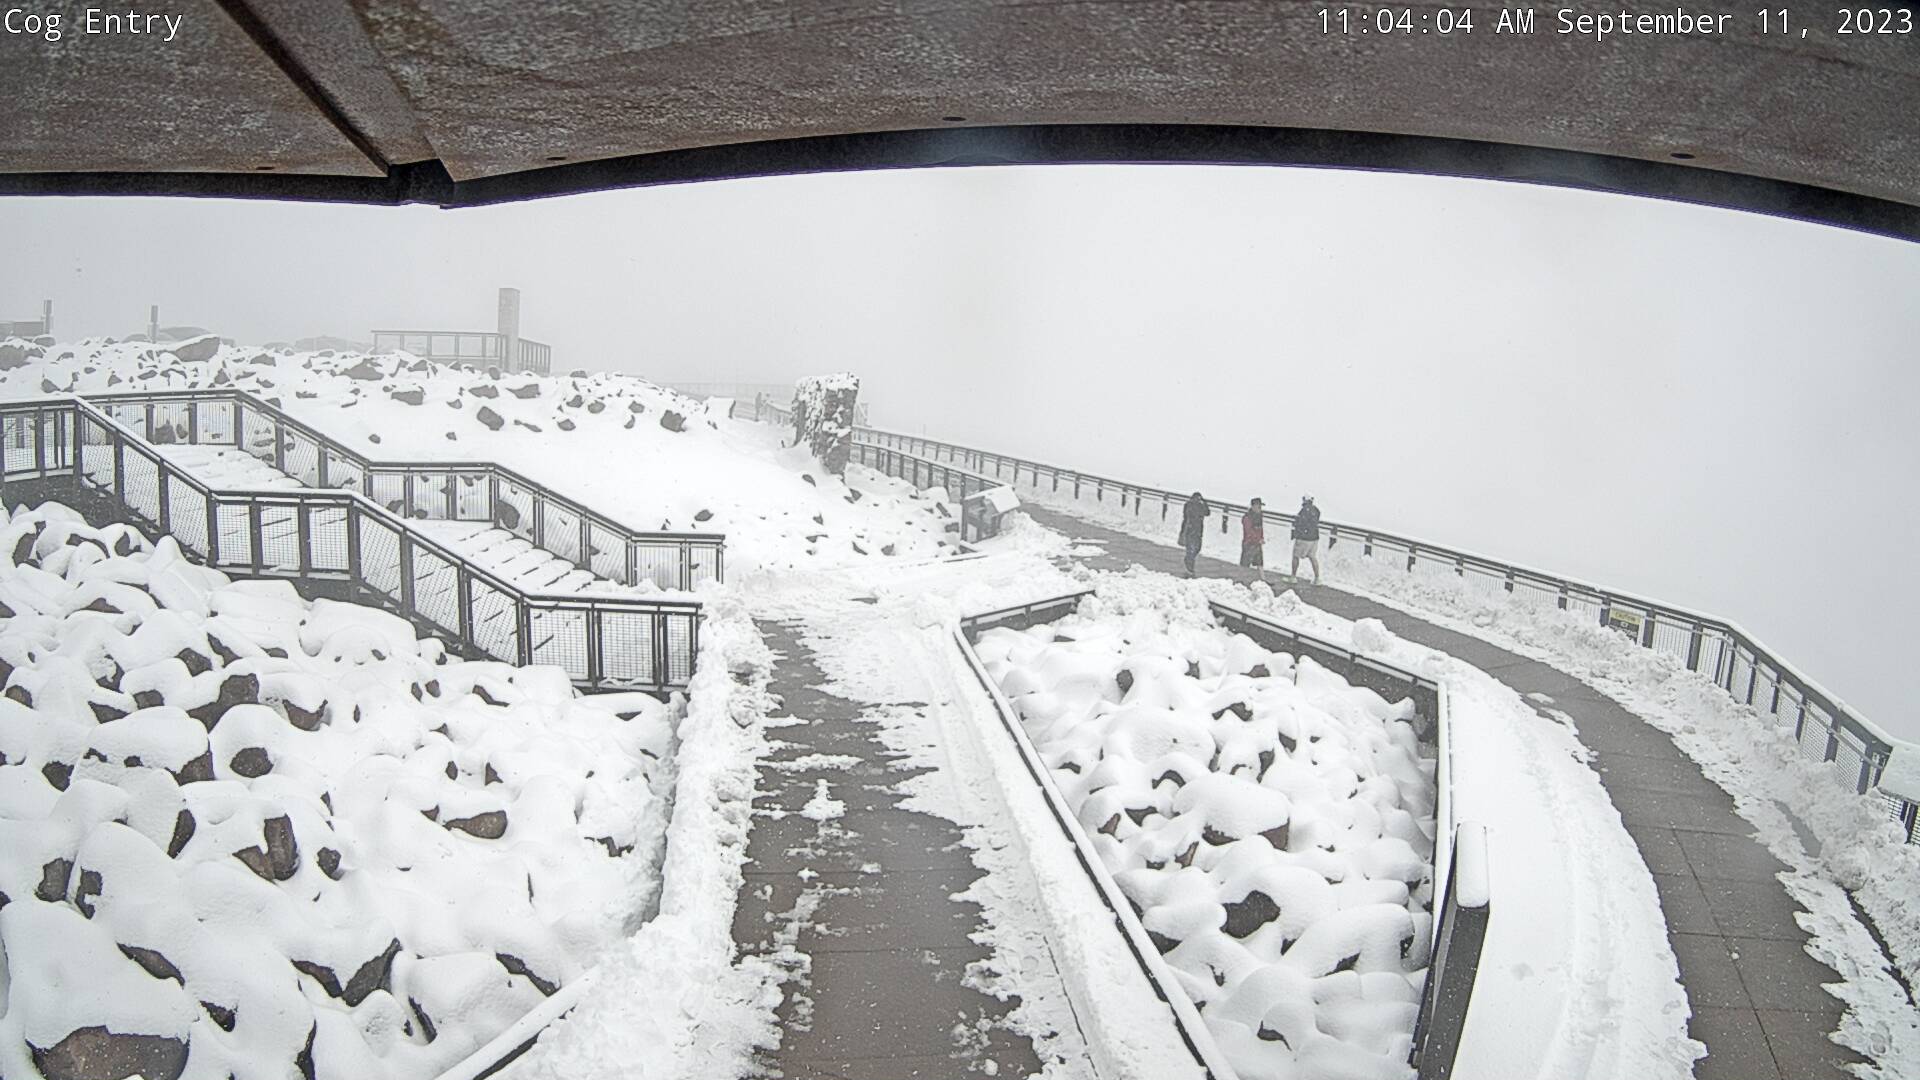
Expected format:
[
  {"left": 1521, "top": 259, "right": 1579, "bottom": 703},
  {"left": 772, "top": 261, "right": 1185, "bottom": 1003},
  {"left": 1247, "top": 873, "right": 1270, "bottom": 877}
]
[
  {"left": 1023, "top": 505, "right": 1868, "bottom": 1080},
  {"left": 733, "top": 619, "right": 1044, "bottom": 1080}
]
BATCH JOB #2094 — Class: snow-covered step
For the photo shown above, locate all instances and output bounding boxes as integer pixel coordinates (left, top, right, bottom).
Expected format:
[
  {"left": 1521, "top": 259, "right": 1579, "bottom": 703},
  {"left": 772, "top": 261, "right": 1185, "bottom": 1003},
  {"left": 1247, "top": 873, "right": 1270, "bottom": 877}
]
[
  {"left": 412, "top": 520, "right": 608, "bottom": 595},
  {"left": 154, "top": 445, "right": 303, "bottom": 490}
]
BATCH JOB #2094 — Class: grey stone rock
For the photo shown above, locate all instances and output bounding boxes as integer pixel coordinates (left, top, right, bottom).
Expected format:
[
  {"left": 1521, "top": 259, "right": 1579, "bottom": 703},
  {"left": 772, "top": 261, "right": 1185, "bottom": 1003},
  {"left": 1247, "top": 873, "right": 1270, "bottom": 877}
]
[{"left": 31, "top": 1027, "right": 188, "bottom": 1080}]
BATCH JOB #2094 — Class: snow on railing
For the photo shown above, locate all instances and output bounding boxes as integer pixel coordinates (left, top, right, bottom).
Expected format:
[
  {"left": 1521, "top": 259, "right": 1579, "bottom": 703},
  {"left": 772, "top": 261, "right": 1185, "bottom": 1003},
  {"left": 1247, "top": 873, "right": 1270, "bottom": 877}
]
[
  {"left": 0, "top": 398, "right": 701, "bottom": 692},
  {"left": 88, "top": 388, "right": 726, "bottom": 590},
  {"left": 833, "top": 420, "right": 1918, "bottom": 845}
]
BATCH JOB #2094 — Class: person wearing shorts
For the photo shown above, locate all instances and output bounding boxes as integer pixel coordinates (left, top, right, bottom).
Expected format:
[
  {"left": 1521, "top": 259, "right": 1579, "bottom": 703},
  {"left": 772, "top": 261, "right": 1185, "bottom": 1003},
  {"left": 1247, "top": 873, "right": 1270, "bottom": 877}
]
[{"left": 1290, "top": 495, "right": 1322, "bottom": 584}]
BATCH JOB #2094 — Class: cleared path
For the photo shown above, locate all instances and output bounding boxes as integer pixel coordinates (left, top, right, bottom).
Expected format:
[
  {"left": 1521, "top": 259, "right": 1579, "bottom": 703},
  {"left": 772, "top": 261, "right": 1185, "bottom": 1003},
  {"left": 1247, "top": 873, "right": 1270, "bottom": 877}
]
[
  {"left": 733, "top": 619, "right": 1046, "bottom": 1080},
  {"left": 1023, "top": 504, "right": 1867, "bottom": 1080}
]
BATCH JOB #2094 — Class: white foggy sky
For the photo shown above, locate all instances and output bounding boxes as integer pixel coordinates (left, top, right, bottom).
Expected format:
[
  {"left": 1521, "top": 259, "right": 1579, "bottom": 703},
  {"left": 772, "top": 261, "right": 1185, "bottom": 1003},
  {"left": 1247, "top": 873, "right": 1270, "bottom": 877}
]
[{"left": 2, "top": 166, "right": 1915, "bottom": 742}]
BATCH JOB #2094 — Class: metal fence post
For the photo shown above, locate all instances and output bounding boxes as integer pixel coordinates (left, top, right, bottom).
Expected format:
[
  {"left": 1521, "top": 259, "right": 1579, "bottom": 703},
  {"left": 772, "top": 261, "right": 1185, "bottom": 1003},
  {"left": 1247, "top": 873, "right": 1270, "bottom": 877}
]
[
  {"left": 296, "top": 501, "right": 312, "bottom": 575},
  {"left": 516, "top": 602, "right": 532, "bottom": 666},
  {"left": 346, "top": 502, "right": 362, "bottom": 589},
  {"left": 456, "top": 566, "right": 473, "bottom": 649},
  {"left": 1686, "top": 625, "right": 1704, "bottom": 671},
  {"left": 206, "top": 496, "right": 221, "bottom": 565},
  {"left": 157, "top": 471, "right": 171, "bottom": 533},
  {"left": 398, "top": 533, "right": 416, "bottom": 616},
  {"left": 247, "top": 502, "right": 264, "bottom": 576},
  {"left": 585, "top": 608, "right": 603, "bottom": 687},
  {"left": 274, "top": 416, "right": 286, "bottom": 474},
  {"left": 1640, "top": 614, "right": 1656, "bottom": 648},
  {"left": 533, "top": 497, "right": 545, "bottom": 549},
  {"left": 679, "top": 542, "right": 692, "bottom": 591}
]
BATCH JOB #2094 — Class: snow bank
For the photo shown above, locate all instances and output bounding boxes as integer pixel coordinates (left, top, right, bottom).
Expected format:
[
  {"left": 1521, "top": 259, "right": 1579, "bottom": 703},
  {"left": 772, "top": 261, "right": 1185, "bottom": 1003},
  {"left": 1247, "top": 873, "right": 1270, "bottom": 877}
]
[
  {"left": 4, "top": 339, "right": 963, "bottom": 575},
  {"left": 0, "top": 502, "right": 673, "bottom": 1080},
  {"left": 500, "top": 595, "right": 786, "bottom": 1080},
  {"left": 973, "top": 582, "right": 1436, "bottom": 1080}
]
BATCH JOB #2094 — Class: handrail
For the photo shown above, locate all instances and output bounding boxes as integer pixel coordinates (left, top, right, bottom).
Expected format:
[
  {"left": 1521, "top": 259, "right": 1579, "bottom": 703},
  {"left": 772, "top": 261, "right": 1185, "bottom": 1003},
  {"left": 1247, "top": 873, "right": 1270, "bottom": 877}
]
[
  {"left": 87, "top": 388, "right": 724, "bottom": 590},
  {"left": 1, "top": 398, "right": 700, "bottom": 692},
  {"left": 784, "top": 411, "right": 1914, "bottom": 836}
]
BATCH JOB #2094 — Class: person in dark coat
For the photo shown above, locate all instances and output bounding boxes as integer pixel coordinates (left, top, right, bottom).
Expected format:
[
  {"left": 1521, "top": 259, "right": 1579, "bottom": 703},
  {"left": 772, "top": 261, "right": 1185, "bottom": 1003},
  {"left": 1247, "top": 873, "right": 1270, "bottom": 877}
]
[
  {"left": 1290, "top": 495, "right": 1322, "bottom": 584},
  {"left": 1179, "top": 491, "right": 1208, "bottom": 576},
  {"left": 1240, "top": 498, "right": 1266, "bottom": 582}
]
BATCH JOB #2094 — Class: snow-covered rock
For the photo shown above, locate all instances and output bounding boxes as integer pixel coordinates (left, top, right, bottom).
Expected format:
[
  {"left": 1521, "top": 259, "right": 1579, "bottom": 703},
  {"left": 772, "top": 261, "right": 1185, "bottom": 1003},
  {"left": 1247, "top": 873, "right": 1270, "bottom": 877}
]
[
  {"left": 0, "top": 502, "right": 675, "bottom": 1080},
  {"left": 977, "top": 600, "right": 1436, "bottom": 1080}
]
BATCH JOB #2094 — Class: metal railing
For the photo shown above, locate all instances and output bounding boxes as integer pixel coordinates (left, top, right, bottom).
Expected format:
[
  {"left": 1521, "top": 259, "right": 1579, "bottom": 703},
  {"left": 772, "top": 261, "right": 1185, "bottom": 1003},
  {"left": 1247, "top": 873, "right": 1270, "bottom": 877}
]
[
  {"left": 371, "top": 330, "right": 553, "bottom": 375},
  {"left": 87, "top": 389, "right": 723, "bottom": 592},
  {"left": 1, "top": 398, "right": 701, "bottom": 693},
  {"left": 838, "top": 422, "right": 1917, "bottom": 842}
]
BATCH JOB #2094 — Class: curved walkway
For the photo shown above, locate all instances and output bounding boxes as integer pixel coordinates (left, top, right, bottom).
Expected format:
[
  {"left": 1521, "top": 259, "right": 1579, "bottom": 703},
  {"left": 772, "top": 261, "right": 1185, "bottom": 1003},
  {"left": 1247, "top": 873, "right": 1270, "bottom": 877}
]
[{"left": 1022, "top": 504, "right": 1867, "bottom": 1080}]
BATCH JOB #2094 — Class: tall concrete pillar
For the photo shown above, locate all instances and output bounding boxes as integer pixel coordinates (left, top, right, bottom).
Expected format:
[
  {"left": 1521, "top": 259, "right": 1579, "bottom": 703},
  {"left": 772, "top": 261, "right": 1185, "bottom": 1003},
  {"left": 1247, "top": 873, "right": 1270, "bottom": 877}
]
[{"left": 497, "top": 287, "right": 521, "bottom": 371}]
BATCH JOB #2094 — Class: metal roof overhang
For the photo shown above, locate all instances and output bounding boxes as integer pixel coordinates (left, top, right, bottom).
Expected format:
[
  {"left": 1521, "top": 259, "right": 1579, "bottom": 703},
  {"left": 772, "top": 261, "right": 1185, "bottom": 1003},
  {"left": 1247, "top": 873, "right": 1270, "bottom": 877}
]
[{"left": 1, "top": 2, "right": 1915, "bottom": 241}]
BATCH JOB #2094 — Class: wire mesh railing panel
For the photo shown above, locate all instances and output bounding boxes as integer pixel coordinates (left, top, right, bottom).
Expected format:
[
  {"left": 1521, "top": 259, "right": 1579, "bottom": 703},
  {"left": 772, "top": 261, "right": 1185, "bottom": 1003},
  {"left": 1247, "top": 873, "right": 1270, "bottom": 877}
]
[
  {"left": 239, "top": 410, "right": 278, "bottom": 464},
  {"left": 77, "top": 417, "right": 115, "bottom": 491},
  {"left": 496, "top": 480, "right": 536, "bottom": 543},
  {"left": 410, "top": 545, "right": 461, "bottom": 635},
  {"left": 356, "top": 514, "right": 404, "bottom": 603},
  {"left": 691, "top": 542, "right": 723, "bottom": 587},
  {"left": 544, "top": 502, "right": 584, "bottom": 564},
  {"left": 149, "top": 403, "right": 191, "bottom": 445},
  {"left": 665, "top": 611, "right": 696, "bottom": 684},
  {"left": 588, "top": 522, "right": 625, "bottom": 583},
  {"left": 1647, "top": 618, "right": 1694, "bottom": 666},
  {"left": 597, "top": 609, "right": 657, "bottom": 685},
  {"left": 196, "top": 401, "right": 238, "bottom": 445},
  {"left": 323, "top": 452, "right": 364, "bottom": 493},
  {"left": 468, "top": 577, "right": 519, "bottom": 663},
  {"left": 1833, "top": 729, "right": 1870, "bottom": 794},
  {"left": 308, "top": 506, "right": 350, "bottom": 574},
  {"left": 167, "top": 482, "right": 208, "bottom": 555},
  {"left": 454, "top": 473, "right": 491, "bottom": 520},
  {"left": 121, "top": 450, "right": 162, "bottom": 523},
  {"left": 412, "top": 472, "right": 457, "bottom": 520},
  {"left": 368, "top": 473, "right": 407, "bottom": 517},
  {"left": 528, "top": 607, "right": 590, "bottom": 681},
  {"left": 258, "top": 505, "right": 302, "bottom": 573},
  {"left": 212, "top": 503, "right": 252, "bottom": 568},
  {"left": 634, "top": 546, "right": 677, "bottom": 590},
  {"left": 283, "top": 430, "right": 322, "bottom": 487},
  {"left": 3, "top": 412, "right": 39, "bottom": 474}
]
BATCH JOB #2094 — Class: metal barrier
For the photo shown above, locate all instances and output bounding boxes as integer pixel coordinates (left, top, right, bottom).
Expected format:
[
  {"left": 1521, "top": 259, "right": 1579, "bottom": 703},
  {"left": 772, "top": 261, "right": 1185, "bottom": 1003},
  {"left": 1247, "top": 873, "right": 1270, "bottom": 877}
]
[
  {"left": 86, "top": 388, "right": 723, "bottom": 591},
  {"left": 1, "top": 398, "right": 700, "bottom": 693},
  {"left": 836, "top": 421, "right": 1917, "bottom": 842},
  {"left": 848, "top": 441, "right": 1012, "bottom": 544}
]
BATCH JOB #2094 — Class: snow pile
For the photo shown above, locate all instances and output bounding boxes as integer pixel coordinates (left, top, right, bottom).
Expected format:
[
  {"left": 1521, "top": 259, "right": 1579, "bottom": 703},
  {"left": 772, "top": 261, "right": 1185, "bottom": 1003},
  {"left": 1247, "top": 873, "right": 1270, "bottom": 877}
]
[
  {"left": 0, "top": 502, "right": 673, "bottom": 1080},
  {"left": 2, "top": 339, "right": 964, "bottom": 574},
  {"left": 502, "top": 595, "right": 787, "bottom": 1080},
  {"left": 973, "top": 589, "right": 1436, "bottom": 1080}
]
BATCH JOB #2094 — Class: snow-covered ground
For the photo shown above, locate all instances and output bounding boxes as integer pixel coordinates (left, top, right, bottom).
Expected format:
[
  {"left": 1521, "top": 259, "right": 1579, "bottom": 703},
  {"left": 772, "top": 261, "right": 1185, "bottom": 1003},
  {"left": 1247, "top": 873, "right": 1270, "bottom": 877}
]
[
  {"left": 1014, "top": 484, "right": 1920, "bottom": 1076},
  {"left": 4, "top": 338, "right": 967, "bottom": 575},
  {"left": 0, "top": 502, "right": 674, "bottom": 1080},
  {"left": 973, "top": 583, "right": 1436, "bottom": 1080}
]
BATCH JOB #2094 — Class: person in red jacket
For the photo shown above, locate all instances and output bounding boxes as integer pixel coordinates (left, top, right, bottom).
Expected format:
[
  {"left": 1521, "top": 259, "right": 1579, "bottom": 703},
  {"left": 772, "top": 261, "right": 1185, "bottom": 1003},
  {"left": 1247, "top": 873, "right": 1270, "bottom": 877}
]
[{"left": 1240, "top": 498, "right": 1266, "bottom": 582}]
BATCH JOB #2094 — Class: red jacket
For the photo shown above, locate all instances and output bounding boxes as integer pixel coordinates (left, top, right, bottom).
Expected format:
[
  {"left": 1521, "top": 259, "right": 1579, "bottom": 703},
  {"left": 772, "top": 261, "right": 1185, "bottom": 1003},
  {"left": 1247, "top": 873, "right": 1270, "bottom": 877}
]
[{"left": 1242, "top": 514, "right": 1264, "bottom": 543}]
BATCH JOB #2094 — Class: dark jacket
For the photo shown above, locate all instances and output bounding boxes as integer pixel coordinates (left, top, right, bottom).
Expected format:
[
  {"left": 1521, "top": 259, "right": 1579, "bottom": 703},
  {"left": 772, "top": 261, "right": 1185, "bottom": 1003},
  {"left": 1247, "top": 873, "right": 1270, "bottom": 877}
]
[
  {"left": 1179, "top": 496, "right": 1208, "bottom": 544},
  {"left": 1291, "top": 503, "right": 1321, "bottom": 541}
]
